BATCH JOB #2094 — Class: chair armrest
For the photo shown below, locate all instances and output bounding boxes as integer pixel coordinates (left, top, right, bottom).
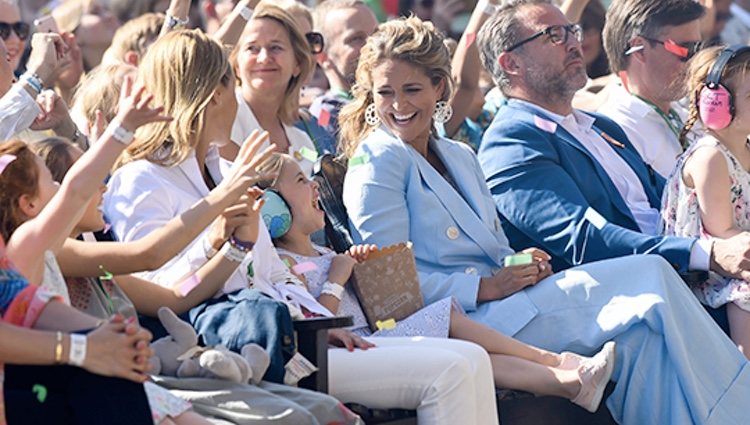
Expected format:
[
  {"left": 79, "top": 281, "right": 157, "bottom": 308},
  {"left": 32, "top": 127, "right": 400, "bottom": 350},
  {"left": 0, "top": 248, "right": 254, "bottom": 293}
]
[
  {"left": 679, "top": 271, "right": 708, "bottom": 286},
  {"left": 293, "top": 316, "right": 353, "bottom": 392}
]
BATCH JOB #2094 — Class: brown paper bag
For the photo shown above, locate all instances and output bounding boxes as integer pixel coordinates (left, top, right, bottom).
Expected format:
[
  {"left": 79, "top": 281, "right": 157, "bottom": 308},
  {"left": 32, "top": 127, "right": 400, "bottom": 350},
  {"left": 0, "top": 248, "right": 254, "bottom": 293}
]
[{"left": 350, "top": 242, "right": 424, "bottom": 332}]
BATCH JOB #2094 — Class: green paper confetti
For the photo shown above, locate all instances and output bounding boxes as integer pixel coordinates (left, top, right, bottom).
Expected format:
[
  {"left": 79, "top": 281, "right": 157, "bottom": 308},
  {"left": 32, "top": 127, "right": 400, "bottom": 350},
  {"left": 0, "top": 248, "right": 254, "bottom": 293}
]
[
  {"left": 32, "top": 384, "right": 47, "bottom": 403},
  {"left": 98, "top": 265, "right": 113, "bottom": 281},
  {"left": 348, "top": 154, "right": 369, "bottom": 168},
  {"left": 299, "top": 146, "right": 318, "bottom": 162},
  {"left": 247, "top": 261, "right": 254, "bottom": 278}
]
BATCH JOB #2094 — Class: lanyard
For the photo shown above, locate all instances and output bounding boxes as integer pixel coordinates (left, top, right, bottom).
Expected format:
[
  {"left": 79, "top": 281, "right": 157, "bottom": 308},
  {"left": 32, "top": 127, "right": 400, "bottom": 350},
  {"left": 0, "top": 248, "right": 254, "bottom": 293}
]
[{"left": 632, "top": 94, "right": 684, "bottom": 138}]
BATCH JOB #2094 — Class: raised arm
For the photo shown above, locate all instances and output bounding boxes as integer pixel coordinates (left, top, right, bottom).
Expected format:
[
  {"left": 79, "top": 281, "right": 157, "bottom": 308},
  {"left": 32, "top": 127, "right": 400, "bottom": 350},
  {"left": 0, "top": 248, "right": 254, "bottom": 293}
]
[
  {"left": 59, "top": 131, "right": 273, "bottom": 277},
  {"left": 8, "top": 78, "right": 170, "bottom": 284},
  {"left": 213, "top": 0, "right": 260, "bottom": 46},
  {"left": 444, "top": 0, "right": 498, "bottom": 137}
]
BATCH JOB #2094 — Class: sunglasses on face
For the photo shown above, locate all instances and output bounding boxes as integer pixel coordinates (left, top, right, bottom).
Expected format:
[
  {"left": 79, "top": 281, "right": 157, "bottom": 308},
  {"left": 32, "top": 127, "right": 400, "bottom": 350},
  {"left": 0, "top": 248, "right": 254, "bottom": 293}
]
[
  {"left": 641, "top": 36, "right": 702, "bottom": 62},
  {"left": 305, "top": 32, "right": 324, "bottom": 55},
  {"left": 0, "top": 21, "right": 30, "bottom": 41},
  {"left": 504, "top": 24, "right": 583, "bottom": 52}
]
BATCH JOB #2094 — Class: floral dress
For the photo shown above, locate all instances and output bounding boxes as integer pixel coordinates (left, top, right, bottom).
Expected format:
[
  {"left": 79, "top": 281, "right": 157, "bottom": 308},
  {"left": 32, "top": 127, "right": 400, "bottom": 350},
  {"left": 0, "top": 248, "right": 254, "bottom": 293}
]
[
  {"left": 661, "top": 135, "right": 750, "bottom": 310},
  {"left": 277, "top": 245, "right": 459, "bottom": 338}
]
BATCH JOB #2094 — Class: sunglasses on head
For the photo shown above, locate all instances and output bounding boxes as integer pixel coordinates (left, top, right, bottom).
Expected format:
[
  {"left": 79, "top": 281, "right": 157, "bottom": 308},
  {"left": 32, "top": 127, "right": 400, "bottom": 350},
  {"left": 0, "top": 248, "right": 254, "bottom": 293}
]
[
  {"left": 305, "top": 32, "right": 324, "bottom": 55},
  {"left": 0, "top": 21, "right": 30, "bottom": 41},
  {"left": 641, "top": 36, "right": 702, "bottom": 62}
]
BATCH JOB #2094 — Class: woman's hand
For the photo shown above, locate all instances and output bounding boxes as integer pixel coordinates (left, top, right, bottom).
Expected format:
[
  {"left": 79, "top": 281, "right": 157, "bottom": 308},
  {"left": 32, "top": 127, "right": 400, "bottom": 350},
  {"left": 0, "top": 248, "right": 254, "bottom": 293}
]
[
  {"left": 111, "top": 76, "right": 172, "bottom": 133},
  {"left": 328, "top": 328, "right": 376, "bottom": 352},
  {"left": 328, "top": 254, "right": 357, "bottom": 286},
  {"left": 83, "top": 315, "right": 153, "bottom": 383},
  {"left": 206, "top": 192, "right": 261, "bottom": 251},
  {"left": 477, "top": 262, "right": 544, "bottom": 302},
  {"left": 217, "top": 130, "right": 276, "bottom": 202},
  {"left": 24, "top": 32, "right": 69, "bottom": 84},
  {"left": 521, "top": 247, "right": 553, "bottom": 281},
  {"left": 53, "top": 32, "right": 84, "bottom": 92}
]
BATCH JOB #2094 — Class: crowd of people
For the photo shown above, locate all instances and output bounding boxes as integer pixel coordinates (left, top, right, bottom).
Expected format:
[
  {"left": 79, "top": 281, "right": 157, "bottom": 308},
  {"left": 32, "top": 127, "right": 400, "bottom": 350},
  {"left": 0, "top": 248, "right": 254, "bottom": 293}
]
[{"left": 3, "top": 0, "right": 750, "bottom": 423}]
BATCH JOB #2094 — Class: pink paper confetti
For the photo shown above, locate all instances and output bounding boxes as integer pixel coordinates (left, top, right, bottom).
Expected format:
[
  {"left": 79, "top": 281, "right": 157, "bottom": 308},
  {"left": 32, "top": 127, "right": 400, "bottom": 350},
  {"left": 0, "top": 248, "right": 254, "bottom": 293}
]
[
  {"left": 318, "top": 108, "right": 331, "bottom": 128},
  {"left": 292, "top": 261, "right": 318, "bottom": 274},
  {"left": 533, "top": 115, "right": 558, "bottom": 133},
  {"left": 102, "top": 223, "right": 111, "bottom": 234},
  {"left": 178, "top": 274, "right": 202, "bottom": 296},
  {"left": 0, "top": 155, "right": 17, "bottom": 176},
  {"left": 465, "top": 32, "right": 477, "bottom": 48}
]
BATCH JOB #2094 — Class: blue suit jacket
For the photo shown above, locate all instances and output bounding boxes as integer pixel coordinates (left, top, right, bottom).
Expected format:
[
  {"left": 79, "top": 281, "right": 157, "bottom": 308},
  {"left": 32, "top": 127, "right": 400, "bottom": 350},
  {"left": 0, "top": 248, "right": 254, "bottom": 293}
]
[
  {"left": 343, "top": 128, "right": 540, "bottom": 335},
  {"left": 478, "top": 99, "right": 696, "bottom": 272}
]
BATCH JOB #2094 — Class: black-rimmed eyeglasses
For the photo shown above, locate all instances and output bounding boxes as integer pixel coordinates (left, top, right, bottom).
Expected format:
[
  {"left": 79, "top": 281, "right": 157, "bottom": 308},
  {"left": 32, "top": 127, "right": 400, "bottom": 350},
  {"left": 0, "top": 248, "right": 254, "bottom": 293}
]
[{"left": 504, "top": 24, "right": 582, "bottom": 52}]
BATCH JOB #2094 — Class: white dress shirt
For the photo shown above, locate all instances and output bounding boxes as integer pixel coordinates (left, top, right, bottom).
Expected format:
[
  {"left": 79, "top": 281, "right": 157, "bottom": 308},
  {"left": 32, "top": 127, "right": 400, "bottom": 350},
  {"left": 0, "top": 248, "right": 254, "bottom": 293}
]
[
  {"left": 231, "top": 90, "right": 316, "bottom": 176},
  {"left": 0, "top": 84, "right": 41, "bottom": 141},
  {"left": 597, "top": 83, "right": 686, "bottom": 178},
  {"left": 722, "top": 4, "right": 750, "bottom": 46}
]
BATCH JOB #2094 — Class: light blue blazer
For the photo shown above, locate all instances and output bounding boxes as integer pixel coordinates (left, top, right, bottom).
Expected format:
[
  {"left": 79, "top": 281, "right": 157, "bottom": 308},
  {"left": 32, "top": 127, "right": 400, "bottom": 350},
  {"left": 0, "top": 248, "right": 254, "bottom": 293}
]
[{"left": 343, "top": 127, "right": 538, "bottom": 335}]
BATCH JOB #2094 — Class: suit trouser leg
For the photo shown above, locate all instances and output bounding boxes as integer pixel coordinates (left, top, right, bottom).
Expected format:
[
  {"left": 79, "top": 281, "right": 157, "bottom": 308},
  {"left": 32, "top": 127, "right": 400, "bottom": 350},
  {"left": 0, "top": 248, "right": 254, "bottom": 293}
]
[
  {"left": 328, "top": 336, "right": 499, "bottom": 425},
  {"left": 496, "top": 255, "right": 749, "bottom": 425}
]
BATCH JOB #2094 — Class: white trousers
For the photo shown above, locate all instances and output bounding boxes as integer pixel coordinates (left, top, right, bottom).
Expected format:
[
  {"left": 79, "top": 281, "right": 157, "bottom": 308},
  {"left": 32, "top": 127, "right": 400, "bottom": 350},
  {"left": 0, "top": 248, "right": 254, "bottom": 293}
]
[{"left": 328, "top": 336, "right": 498, "bottom": 425}]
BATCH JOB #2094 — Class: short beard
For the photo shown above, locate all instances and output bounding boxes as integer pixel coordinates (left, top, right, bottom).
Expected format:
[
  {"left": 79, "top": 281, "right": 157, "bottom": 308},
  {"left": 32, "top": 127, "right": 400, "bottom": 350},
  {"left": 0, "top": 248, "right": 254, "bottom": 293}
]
[{"left": 524, "top": 64, "right": 586, "bottom": 106}]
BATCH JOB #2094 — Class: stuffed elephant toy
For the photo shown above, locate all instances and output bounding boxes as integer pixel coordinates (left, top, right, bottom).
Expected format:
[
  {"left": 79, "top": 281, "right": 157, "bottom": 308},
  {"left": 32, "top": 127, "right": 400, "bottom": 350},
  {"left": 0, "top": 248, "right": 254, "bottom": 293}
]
[{"left": 149, "top": 307, "right": 270, "bottom": 385}]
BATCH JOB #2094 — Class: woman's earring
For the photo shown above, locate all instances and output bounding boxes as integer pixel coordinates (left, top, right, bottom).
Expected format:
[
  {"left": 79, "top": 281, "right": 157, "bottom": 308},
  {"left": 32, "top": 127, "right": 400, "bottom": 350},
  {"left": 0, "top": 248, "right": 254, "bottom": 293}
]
[
  {"left": 433, "top": 101, "right": 453, "bottom": 123},
  {"left": 365, "top": 103, "right": 380, "bottom": 126}
]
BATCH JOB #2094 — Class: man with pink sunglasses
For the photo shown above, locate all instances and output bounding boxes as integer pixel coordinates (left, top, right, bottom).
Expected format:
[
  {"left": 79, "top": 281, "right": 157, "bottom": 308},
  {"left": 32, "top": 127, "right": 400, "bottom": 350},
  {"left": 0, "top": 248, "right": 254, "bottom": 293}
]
[{"left": 598, "top": 0, "right": 705, "bottom": 179}]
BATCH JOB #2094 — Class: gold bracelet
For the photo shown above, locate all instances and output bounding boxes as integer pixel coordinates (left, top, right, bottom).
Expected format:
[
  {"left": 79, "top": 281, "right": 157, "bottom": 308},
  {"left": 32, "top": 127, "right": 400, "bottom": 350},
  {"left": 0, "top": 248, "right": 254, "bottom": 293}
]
[{"left": 54, "top": 331, "right": 64, "bottom": 364}]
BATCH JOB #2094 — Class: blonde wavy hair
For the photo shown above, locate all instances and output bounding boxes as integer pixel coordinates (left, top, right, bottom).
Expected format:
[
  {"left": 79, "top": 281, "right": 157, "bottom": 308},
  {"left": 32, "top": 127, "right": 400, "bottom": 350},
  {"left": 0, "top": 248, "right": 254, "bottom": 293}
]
[
  {"left": 231, "top": 2, "right": 315, "bottom": 125},
  {"left": 116, "top": 30, "right": 233, "bottom": 168},
  {"left": 338, "top": 16, "right": 454, "bottom": 158},
  {"left": 680, "top": 46, "right": 750, "bottom": 148}
]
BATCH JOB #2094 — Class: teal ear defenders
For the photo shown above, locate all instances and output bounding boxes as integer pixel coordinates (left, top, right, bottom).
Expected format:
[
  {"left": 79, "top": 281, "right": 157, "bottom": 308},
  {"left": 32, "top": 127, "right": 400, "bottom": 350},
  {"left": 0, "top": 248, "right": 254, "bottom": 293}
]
[{"left": 261, "top": 190, "right": 292, "bottom": 239}]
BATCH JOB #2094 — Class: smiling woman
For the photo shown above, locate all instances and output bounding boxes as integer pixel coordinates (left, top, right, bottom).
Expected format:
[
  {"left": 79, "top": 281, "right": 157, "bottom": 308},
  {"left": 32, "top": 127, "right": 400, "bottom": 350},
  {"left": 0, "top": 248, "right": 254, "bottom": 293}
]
[
  {"left": 0, "top": 0, "right": 27, "bottom": 72},
  {"left": 226, "top": 2, "right": 318, "bottom": 175}
]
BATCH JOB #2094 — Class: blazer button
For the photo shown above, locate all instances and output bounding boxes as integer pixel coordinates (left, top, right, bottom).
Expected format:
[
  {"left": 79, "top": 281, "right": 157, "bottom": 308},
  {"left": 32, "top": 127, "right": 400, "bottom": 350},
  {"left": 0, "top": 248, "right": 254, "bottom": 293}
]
[
  {"left": 465, "top": 267, "right": 478, "bottom": 275},
  {"left": 494, "top": 218, "right": 501, "bottom": 232},
  {"left": 446, "top": 226, "right": 459, "bottom": 240}
]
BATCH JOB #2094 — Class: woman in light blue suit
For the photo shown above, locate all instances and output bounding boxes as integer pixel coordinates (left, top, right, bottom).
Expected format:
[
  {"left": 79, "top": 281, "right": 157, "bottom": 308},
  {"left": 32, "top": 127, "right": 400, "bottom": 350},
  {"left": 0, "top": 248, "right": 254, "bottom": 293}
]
[{"left": 340, "top": 14, "right": 750, "bottom": 425}]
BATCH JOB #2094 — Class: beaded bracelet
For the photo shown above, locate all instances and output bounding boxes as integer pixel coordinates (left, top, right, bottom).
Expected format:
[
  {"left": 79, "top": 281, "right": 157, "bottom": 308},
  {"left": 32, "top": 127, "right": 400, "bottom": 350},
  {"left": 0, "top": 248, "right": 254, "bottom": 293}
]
[{"left": 229, "top": 234, "right": 255, "bottom": 252}]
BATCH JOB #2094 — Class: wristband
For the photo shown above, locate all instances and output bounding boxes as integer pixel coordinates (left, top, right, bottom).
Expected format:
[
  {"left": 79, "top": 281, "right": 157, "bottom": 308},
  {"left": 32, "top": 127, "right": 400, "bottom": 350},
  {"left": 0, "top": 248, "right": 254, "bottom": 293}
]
[
  {"left": 68, "top": 333, "right": 87, "bottom": 367},
  {"left": 220, "top": 241, "right": 247, "bottom": 263},
  {"left": 321, "top": 281, "right": 345, "bottom": 300},
  {"left": 165, "top": 13, "right": 189, "bottom": 30},
  {"left": 230, "top": 234, "right": 255, "bottom": 252},
  {"left": 54, "top": 331, "right": 64, "bottom": 364},
  {"left": 110, "top": 122, "right": 135, "bottom": 145},
  {"left": 238, "top": 6, "right": 253, "bottom": 21},
  {"left": 21, "top": 72, "right": 44, "bottom": 95},
  {"left": 478, "top": 0, "right": 497, "bottom": 15}
]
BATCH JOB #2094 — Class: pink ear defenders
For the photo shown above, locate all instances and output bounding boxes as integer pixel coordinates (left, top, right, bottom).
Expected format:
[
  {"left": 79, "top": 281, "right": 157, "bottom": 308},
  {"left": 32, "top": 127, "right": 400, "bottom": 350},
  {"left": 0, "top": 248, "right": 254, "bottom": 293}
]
[{"left": 698, "top": 45, "right": 750, "bottom": 130}]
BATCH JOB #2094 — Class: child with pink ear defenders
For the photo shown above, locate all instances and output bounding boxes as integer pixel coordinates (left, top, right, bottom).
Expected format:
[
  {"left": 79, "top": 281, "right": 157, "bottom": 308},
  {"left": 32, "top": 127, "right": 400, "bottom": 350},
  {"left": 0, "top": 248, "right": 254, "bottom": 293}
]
[{"left": 662, "top": 45, "right": 750, "bottom": 359}]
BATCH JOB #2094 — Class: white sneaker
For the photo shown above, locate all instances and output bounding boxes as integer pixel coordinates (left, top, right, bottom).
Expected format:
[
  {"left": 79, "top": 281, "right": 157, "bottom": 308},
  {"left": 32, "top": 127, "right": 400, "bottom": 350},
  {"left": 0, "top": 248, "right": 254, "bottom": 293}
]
[{"left": 571, "top": 341, "right": 616, "bottom": 413}]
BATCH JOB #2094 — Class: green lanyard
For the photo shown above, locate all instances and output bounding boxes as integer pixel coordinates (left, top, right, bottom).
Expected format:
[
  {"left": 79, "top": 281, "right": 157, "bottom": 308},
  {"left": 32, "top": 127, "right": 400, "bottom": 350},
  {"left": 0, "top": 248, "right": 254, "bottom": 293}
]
[{"left": 632, "top": 94, "right": 684, "bottom": 138}]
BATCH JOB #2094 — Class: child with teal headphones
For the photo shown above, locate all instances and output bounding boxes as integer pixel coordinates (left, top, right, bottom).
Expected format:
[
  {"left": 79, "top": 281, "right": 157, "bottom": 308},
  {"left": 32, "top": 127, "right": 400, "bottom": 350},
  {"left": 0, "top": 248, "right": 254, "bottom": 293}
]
[
  {"left": 662, "top": 45, "right": 750, "bottom": 359},
  {"left": 257, "top": 153, "right": 616, "bottom": 413}
]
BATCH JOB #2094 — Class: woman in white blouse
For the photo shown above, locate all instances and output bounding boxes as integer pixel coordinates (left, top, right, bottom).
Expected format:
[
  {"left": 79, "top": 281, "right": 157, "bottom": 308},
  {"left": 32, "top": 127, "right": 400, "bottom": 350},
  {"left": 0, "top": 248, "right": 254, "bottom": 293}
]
[{"left": 223, "top": 2, "right": 319, "bottom": 176}]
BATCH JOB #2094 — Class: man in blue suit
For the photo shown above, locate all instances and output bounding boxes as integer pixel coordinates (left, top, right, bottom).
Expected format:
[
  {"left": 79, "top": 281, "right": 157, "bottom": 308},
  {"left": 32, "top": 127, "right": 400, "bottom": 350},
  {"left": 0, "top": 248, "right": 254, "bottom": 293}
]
[{"left": 477, "top": 0, "right": 750, "bottom": 279}]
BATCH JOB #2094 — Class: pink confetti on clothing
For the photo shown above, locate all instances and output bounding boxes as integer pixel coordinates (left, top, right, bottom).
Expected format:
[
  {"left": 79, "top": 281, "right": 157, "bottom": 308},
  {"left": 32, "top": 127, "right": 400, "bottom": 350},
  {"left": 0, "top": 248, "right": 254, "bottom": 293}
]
[
  {"left": 102, "top": 223, "right": 111, "bottom": 234},
  {"left": 318, "top": 108, "right": 331, "bottom": 128},
  {"left": 292, "top": 261, "right": 318, "bottom": 274},
  {"left": 465, "top": 32, "right": 476, "bottom": 48},
  {"left": 534, "top": 115, "right": 558, "bottom": 133},
  {"left": 178, "top": 274, "right": 201, "bottom": 296},
  {"left": 0, "top": 155, "right": 17, "bottom": 176}
]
